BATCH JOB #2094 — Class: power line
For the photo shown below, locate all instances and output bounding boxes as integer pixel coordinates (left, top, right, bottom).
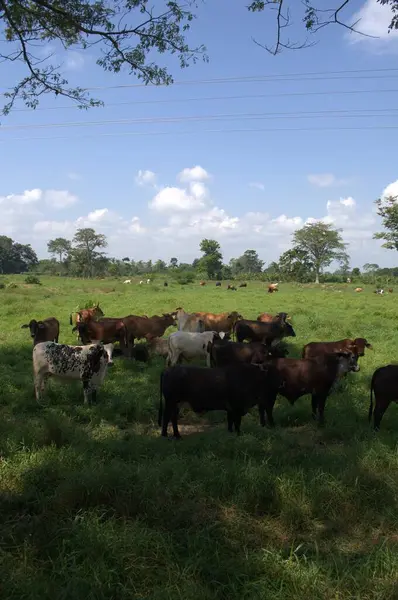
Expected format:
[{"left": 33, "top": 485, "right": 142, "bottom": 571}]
[
  {"left": 2, "top": 67, "right": 398, "bottom": 97},
  {"left": 3, "top": 124, "right": 398, "bottom": 143},
  {"left": 7, "top": 88, "right": 398, "bottom": 113},
  {"left": 2, "top": 108, "right": 398, "bottom": 131}
]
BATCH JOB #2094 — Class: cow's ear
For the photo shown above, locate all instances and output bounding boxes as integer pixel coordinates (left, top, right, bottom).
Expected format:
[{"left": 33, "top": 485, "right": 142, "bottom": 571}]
[
  {"left": 365, "top": 342, "right": 373, "bottom": 349},
  {"left": 21, "top": 324, "right": 29, "bottom": 329}
]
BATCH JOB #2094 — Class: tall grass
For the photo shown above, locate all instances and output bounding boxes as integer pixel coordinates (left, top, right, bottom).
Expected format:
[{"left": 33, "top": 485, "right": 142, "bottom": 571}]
[{"left": 0, "top": 276, "right": 397, "bottom": 600}]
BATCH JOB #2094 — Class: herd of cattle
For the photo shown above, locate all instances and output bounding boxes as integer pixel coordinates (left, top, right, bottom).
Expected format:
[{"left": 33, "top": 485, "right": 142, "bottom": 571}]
[{"left": 19, "top": 302, "right": 397, "bottom": 437}]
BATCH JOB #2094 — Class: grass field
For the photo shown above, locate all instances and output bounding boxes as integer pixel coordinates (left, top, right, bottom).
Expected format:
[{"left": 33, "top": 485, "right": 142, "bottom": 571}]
[{"left": 1, "top": 276, "right": 398, "bottom": 600}]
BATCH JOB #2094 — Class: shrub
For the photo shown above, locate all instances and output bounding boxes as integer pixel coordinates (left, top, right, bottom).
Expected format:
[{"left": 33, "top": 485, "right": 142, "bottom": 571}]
[
  {"left": 174, "top": 271, "right": 196, "bottom": 285},
  {"left": 25, "top": 274, "right": 42, "bottom": 285}
]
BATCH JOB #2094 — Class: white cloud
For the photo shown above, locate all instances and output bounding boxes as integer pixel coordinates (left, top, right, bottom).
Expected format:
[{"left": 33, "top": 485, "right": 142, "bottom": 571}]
[
  {"left": 135, "top": 169, "right": 157, "bottom": 187},
  {"left": 0, "top": 188, "right": 42, "bottom": 205},
  {"left": 381, "top": 179, "right": 398, "bottom": 200},
  {"left": 44, "top": 190, "right": 78, "bottom": 209},
  {"left": 307, "top": 173, "right": 351, "bottom": 188},
  {"left": 348, "top": 0, "right": 398, "bottom": 43},
  {"left": 149, "top": 186, "right": 207, "bottom": 213},
  {"left": 177, "top": 165, "right": 210, "bottom": 183},
  {"left": 67, "top": 172, "right": 82, "bottom": 181},
  {"left": 249, "top": 182, "right": 265, "bottom": 191},
  {"left": 65, "top": 51, "right": 85, "bottom": 71}
]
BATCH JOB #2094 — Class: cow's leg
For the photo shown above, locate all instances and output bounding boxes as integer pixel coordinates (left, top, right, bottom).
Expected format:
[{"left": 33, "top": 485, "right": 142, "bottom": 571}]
[
  {"left": 315, "top": 394, "right": 327, "bottom": 426},
  {"left": 262, "top": 394, "right": 276, "bottom": 427},
  {"left": 91, "top": 389, "right": 98, "bottom": 404},
  {"left": 161, "top": 400, "right": 171, "bottom": 437},
  {"left": 34, "top": 374, "right": 44, "bottom": 402},
  {"left": 311, "top": 394, "right": 318, "bottom": 420},
  {"left": 227, "top": 411, "right": 234, "bottom": 432},
  {"left": 82, "top": 380, "right": 92, "bottom": 405},
  {"left": 373, "top": 398, "right": 390, "bottom": 431},
  {"left": 170, "top": 406, "right": 182, "bottom": 440},
  {"left": 233, "top": 413, "right": 242, "bottom": 436}
]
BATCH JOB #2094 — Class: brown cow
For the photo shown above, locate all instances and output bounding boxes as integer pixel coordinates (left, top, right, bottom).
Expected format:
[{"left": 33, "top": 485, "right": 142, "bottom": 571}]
[
  {"left": 73, "top": 319, "right": 129, "bottom": 354},
  {"left": 21, "top": 317, "right": 59, "bottom": 346},
  {"left": 354, "top": 287, "right": 363, "bottom": 293},
  {"left": 209, "top": 340, "right": 288, "bottom": 368},
  {"left": 69, "top": 303, "right": 104, "bottom": 326},
  {"left": 257, "top": 312, "right": 291, "bottom": 323},
  {"left": 268, "top": 283, "right": 279, "bottom": 294},
  {"left": 302, "top": 338, "right": 373, "bottom": 360},
  {"left": 227, "top": 284, "right": 237, "bottom": 291},
  {"left": 259, "top": 351, "right": 360, "bottom": 427},
  {"left": 123, "top": 313, "right": 176, "bottom": 344},
  {"left": 389, "top": 288, "right": 393, "bottom": 293},
  {"left": 369, "top": 365, "right": 398, "bottom": 430},
  {"left": 199, "top": 281, "right": 206, "bottom": 286},
  {"left": 193, "top": 311, "right": 242, "bottom": 333},
  {"left": 235, "top": 317, "right": 295, "bottom": 346}
]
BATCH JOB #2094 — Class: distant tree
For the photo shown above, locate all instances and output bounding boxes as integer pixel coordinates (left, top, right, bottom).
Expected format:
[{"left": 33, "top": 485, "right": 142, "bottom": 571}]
[
  {"left": 169, "top": 257, "right": 179, "bottom": 269},
  {"left": 363, "top": 263, "right": 380, "bottom": 273},
  {"left": 154, "top": 259, "right": 167, "bottom": 272},
  {"left": 351, "top": 267, "right": 361, "bottom": 278},
  {"left": 47, "top": 237, "right": 72, "bottom": 263},
  {"left": 122, "top": 257, "right": 130, "bottom": 263},
  {"left": 292, "top": 222, "right": 349, "bottom": 284},
  {"left": 199, "top": 239, "right": 223, "bottom": 279},
  {"left": 373, "top": 195, "right": 398, "bottom": 252},
  {"left": 0, "top": 235, "right": 38, "bottom": 274},
  {"left": 231, "top": 249, "right": 264, "bottom": 275},
  {"left": 72, "top": 228, "right": 107, "bottom": 278},
  {"left": 277, "top": 248, "right": 314, "bottom": 282}
]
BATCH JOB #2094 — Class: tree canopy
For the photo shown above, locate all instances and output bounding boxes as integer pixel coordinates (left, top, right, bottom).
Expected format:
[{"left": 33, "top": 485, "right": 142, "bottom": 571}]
[
  {"left": 199, "top": 238, "right": 223, "bottom": 279},
  {"left": 1, "top": 1, "right": 397, "bottom": 114},
  {"left": 292, "top": 222, "right": 348, "bottom": 283},
  {"left": 0, "top": 235, "right": 38, "bottom": 274},
  {"left": 0, "top": 0, "right": 206, "bottom": 114},
  {"left": 373, "top": 195, "right": 398, "bottom": 252}
]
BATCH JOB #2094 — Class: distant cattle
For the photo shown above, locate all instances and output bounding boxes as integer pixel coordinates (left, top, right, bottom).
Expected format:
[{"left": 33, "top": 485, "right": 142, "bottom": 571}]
[
  {"left": 175, "top": 308, "right": 205, "bottom": 333},
  {"left": 374, "top": 288, "right": 384, "bottom": 295},
  {"left": 355, "top": 287, "right": 363, "bottom": 293},
  {"left": 147, "top": 279, "right": 151, "bottom": 284},
  {"left": 235, "top": 315, "right": 295, "bottom": 346},
  {"left": 227, "top": 284, "right": 237, "bottom": 291},
  {"left": 123, "top": 279, "right": 131, "bottom": 284},
  {"left": 239, "top": 282, "right": 247, "bottom": 288},
  {"left": 164, "top": 281, "right": 168, "bottom": 287},
  {"left": 21, "top": 317, "right": 60, "bottom": 346},
  {"left": 69, "top": 304, "right": 104, "bottom": 327},
  {"left": 347, "top": 278, "right": 351, "bottom": 284},
  {"left": 388, "top": 288, "right": 393, "bottom": 293},
  {"left": 268, "top": 283, "right": 279, "bottom": 294},
  {"left": 166, "top": 330, "right": 228, "bottom": 367},
  {"left": 369, "top": 365, "right": 398, "bottom": 430},
  {"left": 139, "top": 281, "right": 143, "bottom": 285},
  {"left": 259, "top": 352, "right": 360, "bottom": 427},
  {"left": 32, "top": 341, "right": 114, "bottom": 404},
  {"left": 193, "top": 311, "right": 242, "bottom": 334},
  {"left": 216, "top": 282, "right": 221, "bottom": 287},
  {"left": 158, "top": 363, "right": 279, "bottom": 438},
  {"left": 303, "top": 338, "right": 372, "bottom": 362}
]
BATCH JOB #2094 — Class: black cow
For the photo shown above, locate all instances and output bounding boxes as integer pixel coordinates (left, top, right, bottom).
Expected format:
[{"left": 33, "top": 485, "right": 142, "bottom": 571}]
[
  {"left": 235, "top": 317, "right": 296, "bottom": 345},
  {"left": 158, "top": 363, "right": 279, "bottom": 439},
  {"left": 369, "top": 365, "right": 398, "bottom": 430},
  {"left": 209, "top": 340, "right": 288, "bottom": 368},
  {"left": 216, "top": 281, "right": 221, "bottom": 287}
]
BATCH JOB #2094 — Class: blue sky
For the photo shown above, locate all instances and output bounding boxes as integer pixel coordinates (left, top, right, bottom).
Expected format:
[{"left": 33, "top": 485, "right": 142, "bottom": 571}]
[{"left": 1, "top": 0, "right": 398, "bottom": 268}]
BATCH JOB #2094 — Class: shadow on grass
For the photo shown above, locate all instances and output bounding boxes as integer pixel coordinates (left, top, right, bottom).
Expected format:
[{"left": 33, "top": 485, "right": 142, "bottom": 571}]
[{"left": 1, "top": 342, "right": 398, "bottom": 599}]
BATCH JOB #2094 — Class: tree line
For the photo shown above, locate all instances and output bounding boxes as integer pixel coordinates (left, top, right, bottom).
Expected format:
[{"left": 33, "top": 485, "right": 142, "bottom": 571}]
[{"left": 1, "top": 202, "right": 398, "bottom": 285}]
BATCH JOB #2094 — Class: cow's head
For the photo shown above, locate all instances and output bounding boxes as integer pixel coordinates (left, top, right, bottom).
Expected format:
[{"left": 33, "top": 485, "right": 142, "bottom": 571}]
[
  {"left": 73, "top": 323, "right": 91, "bottom": 344},
  {"left": 335, "top": 350, "right": 360, "bottom": 375},
  {"left": 103, "top": 342, "right": 114, "bottom": 367},
  {"left": 227, "top": 311, "right": 243, "bottom": 324},
  {"left": 282, "top": 321, "right": 296, "bottom": 338},
  {"left": 353, "top": 338, "right": 373, "bottom": 357},
  {"left": 21, "top": 319, "right": 45, "bottom": 338},
  {"left": 163, "top": 312, "right": 177, "bottom": 325}
]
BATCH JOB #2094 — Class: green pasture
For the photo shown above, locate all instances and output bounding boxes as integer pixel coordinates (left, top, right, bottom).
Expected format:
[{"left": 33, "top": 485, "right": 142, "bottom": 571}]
[{"left": 0, "top": 276, "right": 397, "bottom": 600}]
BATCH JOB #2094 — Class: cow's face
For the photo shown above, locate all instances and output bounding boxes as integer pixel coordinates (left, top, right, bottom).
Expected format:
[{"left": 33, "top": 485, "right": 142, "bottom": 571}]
[
  {"left": 283, "top": 322, "right": 296, "bottom": 338},
  {"left": 21, "top": 319, "right": 44, "bottom": 338},
  {"left": 336, "top": 351, "right": 360, "bottom": 374},
  {"left": 75, "top": 323, "right": 90, "bottom": 344},
  {"left": 228, "top": 311, "right": 243, "bottom": 323},
  {"left": 103, "top": 343, "right": 114, "bottom": 366},
  {"left": 353, "top": 338, "right": 373, "bottom": 356}
]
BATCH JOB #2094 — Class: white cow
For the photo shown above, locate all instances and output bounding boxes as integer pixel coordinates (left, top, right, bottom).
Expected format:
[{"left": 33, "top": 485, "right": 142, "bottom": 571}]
[
  {"left": 147, "top": 278, "right": 151, "bottom": 284},
  {"left": 175, "top": 308, "right": 205, "bottom": 333},
  {"left": 123, "top": 279, "right": 131, "bottom": 284},
  {"left": 167, "top": 331, "right": 227, "bottom": 367},
  {"left": 139, "top": 280, "right": 143, "bottom": 285},
  {"left": 32, "top": 341, "right": 114, "bottom": 404}
]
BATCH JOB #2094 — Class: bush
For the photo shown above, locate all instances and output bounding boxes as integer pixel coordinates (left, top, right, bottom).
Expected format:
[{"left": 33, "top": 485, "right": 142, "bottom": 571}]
[
  {"left": 25, "top": 274, "right": 42, "bottom": 285},
  {"left": 174, "top": 271, "right": 196, "bottom": 285}
]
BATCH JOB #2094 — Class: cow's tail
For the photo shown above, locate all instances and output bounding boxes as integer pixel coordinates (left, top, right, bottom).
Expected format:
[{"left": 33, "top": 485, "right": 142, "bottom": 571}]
[
  {"left": 69, "top": 313, "right": 73, "bottom": 326},
  {"left": 158, "top": 371, "right": 164, "bottom": 427},
  {"left": 369, "top": 373, "right": 375, "bottom": 423}
]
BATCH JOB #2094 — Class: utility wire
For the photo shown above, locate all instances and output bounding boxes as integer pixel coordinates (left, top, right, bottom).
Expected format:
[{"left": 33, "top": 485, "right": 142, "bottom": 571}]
[
  {"left": 7, "top": 88, "right": 398, "bottom": 113},
  {"left": 3, "top": 124, "right": 398, "bottom": 143},
  {"left": 1, "top": 108, "right": 398, "bottom": 131}
]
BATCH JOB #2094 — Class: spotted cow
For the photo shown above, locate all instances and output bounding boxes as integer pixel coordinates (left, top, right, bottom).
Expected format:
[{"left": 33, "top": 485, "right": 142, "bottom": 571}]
[{"left": 32, "top": 341, "right": 114, "bottom": 404}]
